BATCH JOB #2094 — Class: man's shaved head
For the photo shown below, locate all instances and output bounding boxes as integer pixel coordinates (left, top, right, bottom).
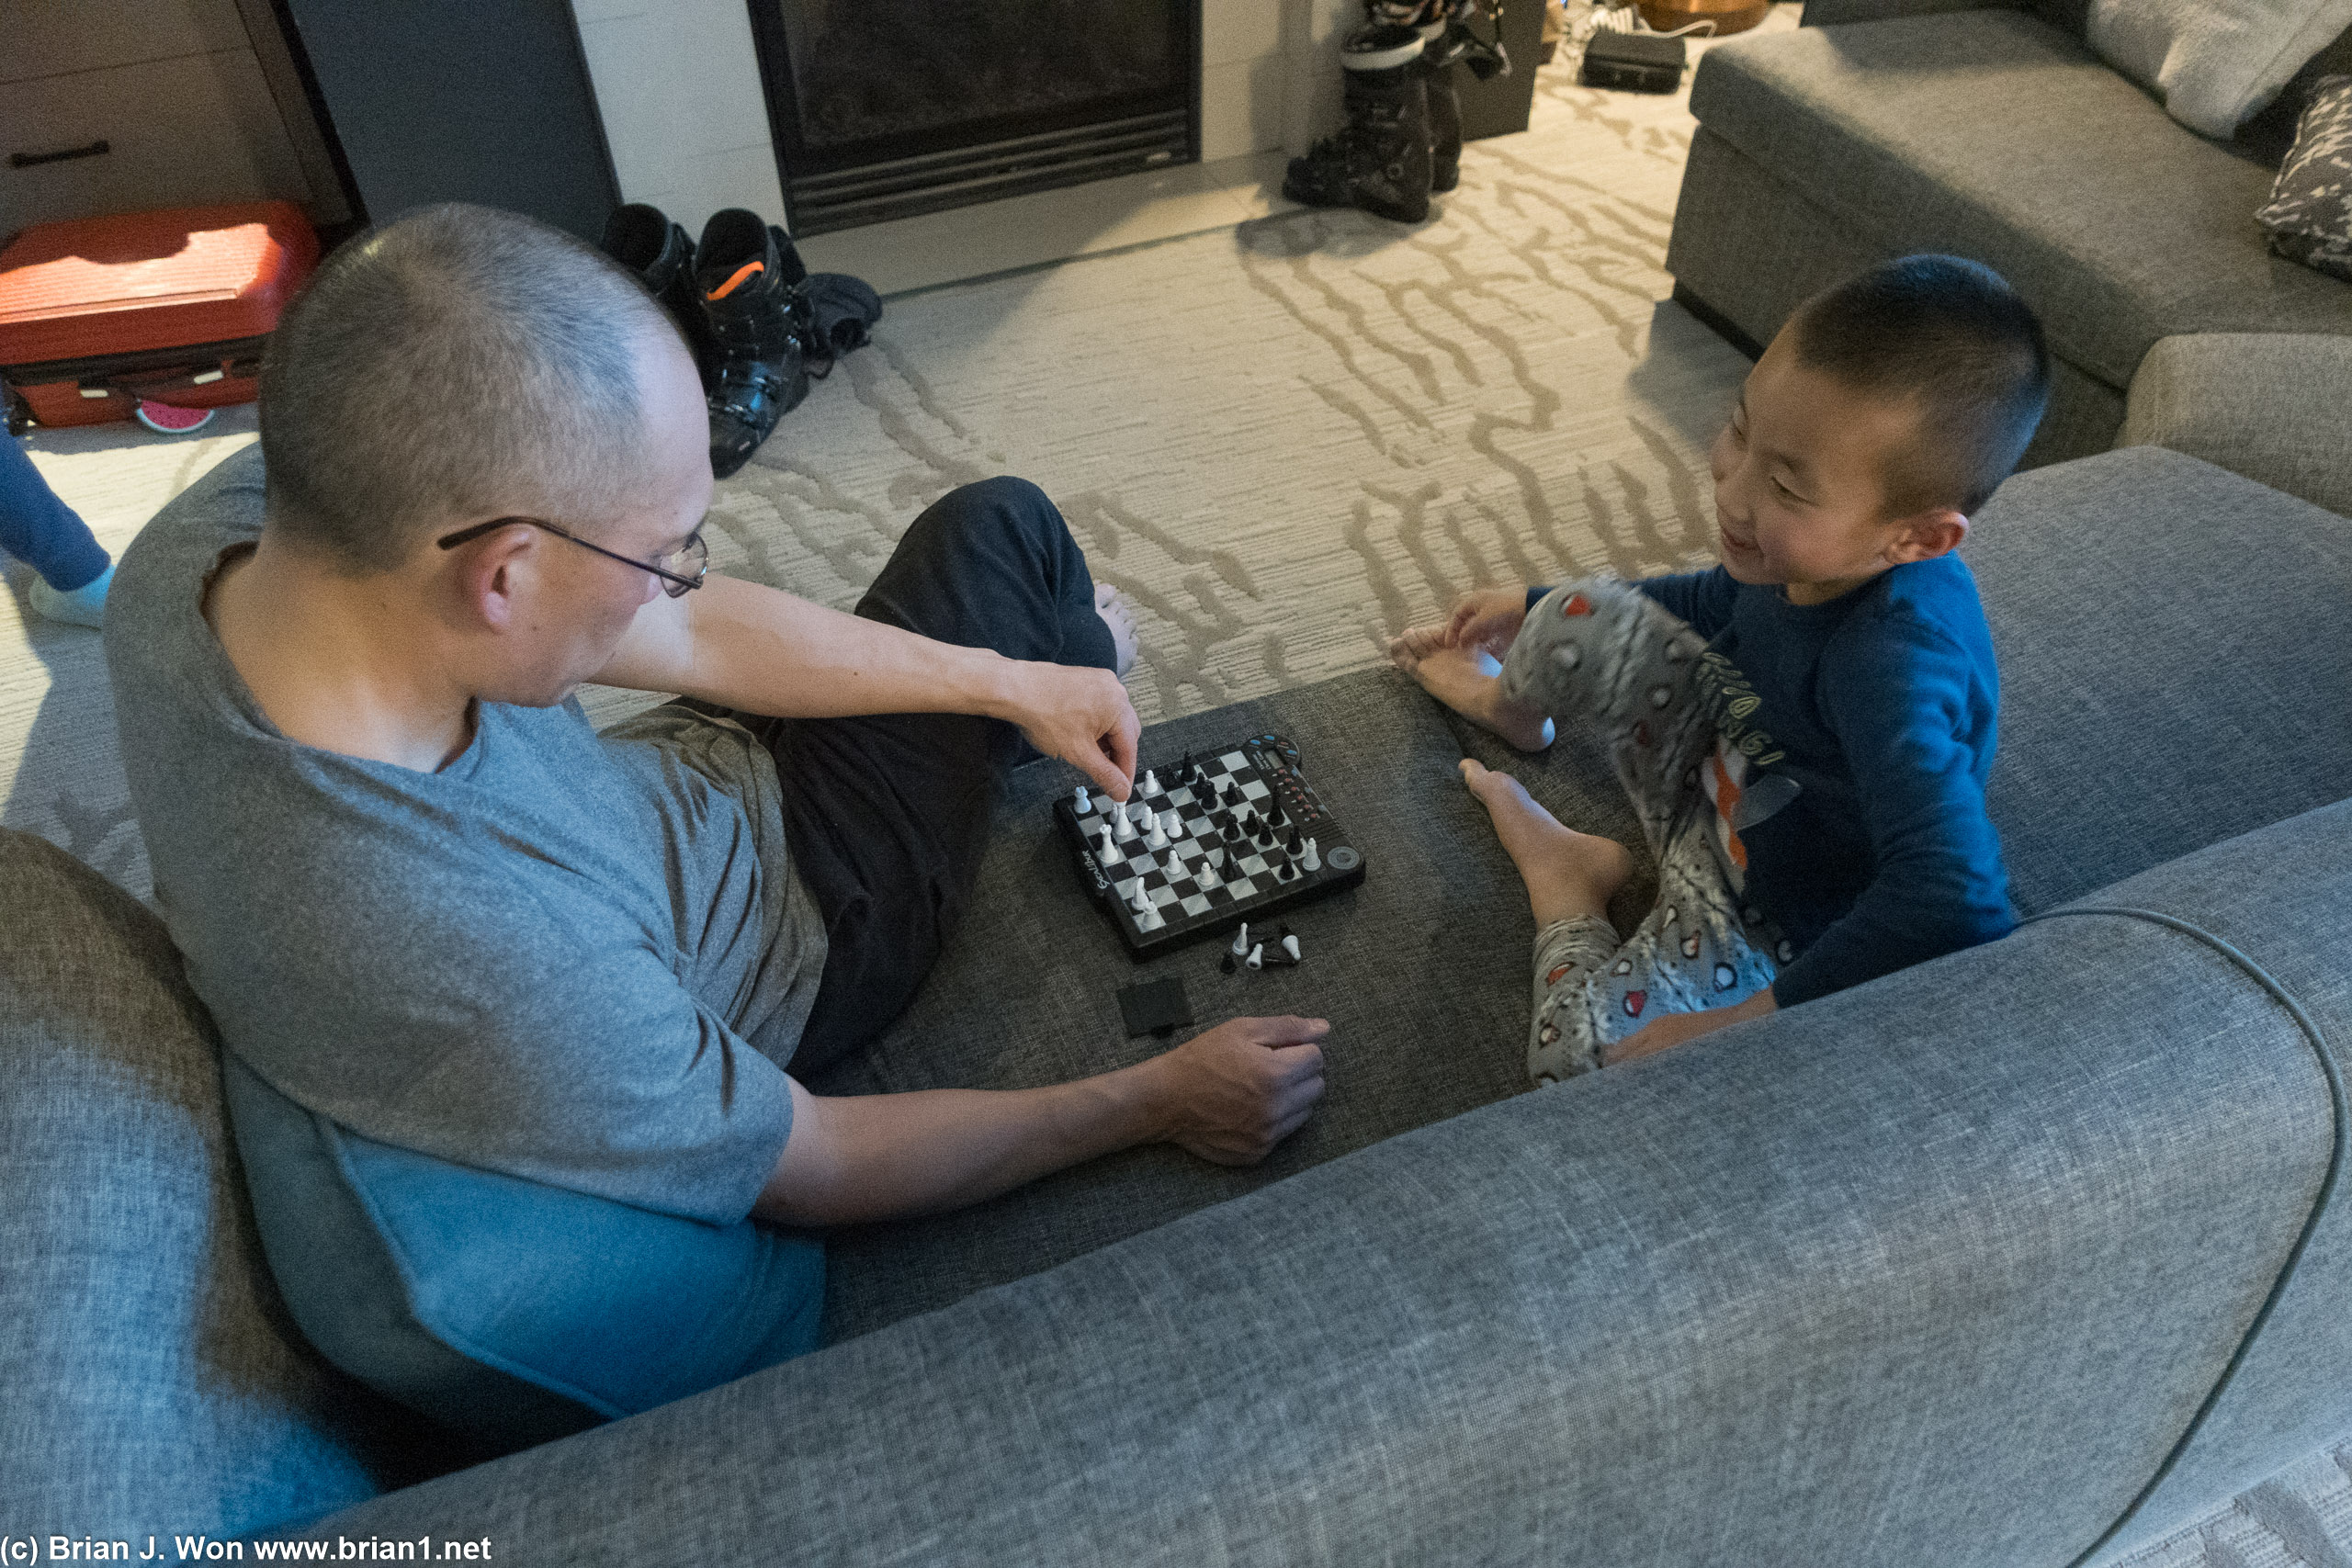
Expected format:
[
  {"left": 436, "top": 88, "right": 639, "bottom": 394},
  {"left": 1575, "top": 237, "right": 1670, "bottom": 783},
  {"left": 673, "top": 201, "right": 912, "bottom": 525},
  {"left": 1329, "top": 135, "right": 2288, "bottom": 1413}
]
[{"left": 258, "top": 203, "right": 681, "bottom": 573}]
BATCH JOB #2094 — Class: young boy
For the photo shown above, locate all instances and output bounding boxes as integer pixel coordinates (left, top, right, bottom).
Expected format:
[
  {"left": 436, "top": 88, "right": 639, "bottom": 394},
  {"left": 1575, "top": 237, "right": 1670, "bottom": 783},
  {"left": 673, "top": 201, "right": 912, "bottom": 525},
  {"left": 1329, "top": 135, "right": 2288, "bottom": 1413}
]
[{"left": 1391, "top": 255, "right": 2048, "bottom": 1084}]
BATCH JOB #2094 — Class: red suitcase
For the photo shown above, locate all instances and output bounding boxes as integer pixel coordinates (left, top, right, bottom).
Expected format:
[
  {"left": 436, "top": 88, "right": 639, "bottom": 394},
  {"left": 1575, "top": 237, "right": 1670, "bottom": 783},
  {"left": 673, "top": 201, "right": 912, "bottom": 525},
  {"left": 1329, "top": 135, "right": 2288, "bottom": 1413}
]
[{"left": 0, "top": 200, "right": 319, "bottom": 433}]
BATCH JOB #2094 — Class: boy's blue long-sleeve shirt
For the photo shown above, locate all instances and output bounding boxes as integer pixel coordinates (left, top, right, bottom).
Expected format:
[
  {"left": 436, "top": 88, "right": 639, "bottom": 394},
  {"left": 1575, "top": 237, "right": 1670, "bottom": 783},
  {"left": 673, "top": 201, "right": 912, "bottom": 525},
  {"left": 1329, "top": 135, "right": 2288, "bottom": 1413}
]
[{"left": 1541, "top": 558, "right": 2016, "bottom": 1005}]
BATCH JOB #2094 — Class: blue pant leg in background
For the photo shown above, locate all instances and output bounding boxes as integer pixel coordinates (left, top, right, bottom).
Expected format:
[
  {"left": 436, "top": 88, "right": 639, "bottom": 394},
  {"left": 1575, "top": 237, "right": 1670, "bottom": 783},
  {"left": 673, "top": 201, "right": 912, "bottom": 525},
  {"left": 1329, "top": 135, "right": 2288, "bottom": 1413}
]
[{"left": 2, "top": 434, "right": 108, "bottom": 592}]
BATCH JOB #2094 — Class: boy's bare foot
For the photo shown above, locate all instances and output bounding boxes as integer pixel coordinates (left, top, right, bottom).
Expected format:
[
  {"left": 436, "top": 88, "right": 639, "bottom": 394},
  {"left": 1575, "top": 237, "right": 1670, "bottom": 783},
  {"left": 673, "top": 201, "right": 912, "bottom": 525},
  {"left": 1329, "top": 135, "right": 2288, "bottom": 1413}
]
[
  {"left": 1095, "top": 582, "right": 1138, "bottom": 678},
  {"left": 1389, "top": 627, "right": 1555, "bottom": 751},
  {"left": 1459, "top": 758, "right": 1634, "bottom": 926}
]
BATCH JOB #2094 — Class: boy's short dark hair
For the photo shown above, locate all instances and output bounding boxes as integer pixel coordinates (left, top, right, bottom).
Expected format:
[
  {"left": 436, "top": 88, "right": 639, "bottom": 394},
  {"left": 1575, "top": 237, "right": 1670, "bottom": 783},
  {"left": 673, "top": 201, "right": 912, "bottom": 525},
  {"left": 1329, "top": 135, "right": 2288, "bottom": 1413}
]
[{"left": 1788, "top": 254, "right": 2051, "bottom": 517}]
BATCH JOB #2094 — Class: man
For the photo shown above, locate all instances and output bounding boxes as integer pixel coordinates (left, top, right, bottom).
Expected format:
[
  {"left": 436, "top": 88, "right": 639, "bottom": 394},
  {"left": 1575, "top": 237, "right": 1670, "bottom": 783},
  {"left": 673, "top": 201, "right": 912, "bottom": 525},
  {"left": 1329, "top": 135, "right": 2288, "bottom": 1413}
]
[{"left": 107, "top": 206, "right": 1326, "bottom": 1402}]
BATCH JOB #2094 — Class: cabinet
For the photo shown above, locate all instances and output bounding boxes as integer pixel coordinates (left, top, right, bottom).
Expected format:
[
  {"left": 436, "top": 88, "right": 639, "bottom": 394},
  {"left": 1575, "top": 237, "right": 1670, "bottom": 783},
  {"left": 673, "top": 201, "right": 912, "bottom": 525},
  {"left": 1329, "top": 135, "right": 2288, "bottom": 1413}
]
[{"left": 0, "top": 0, "right": 342, "bottom": 235}]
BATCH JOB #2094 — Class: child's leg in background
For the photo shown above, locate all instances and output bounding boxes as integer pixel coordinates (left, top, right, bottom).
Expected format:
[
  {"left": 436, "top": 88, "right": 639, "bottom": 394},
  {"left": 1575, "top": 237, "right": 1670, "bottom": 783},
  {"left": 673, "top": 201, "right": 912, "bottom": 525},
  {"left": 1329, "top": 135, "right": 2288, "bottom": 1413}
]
[
  {"left": 3, "top": 435, "right": 108, "bottom": 592},
  {"left": 1498, "top": 579, "right": 1783, "bottom": 1083},
  {"left": 1529, "top": 824, "right": 1782, "bottom": 1082}
]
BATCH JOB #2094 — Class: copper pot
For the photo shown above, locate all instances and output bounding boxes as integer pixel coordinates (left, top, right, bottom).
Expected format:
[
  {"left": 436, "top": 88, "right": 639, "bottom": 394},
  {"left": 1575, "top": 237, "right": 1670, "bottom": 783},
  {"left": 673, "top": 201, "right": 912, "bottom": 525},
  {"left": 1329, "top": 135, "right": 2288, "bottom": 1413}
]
[{"left": 1633, "top": 0, "right": 1770, "bottom": 36}]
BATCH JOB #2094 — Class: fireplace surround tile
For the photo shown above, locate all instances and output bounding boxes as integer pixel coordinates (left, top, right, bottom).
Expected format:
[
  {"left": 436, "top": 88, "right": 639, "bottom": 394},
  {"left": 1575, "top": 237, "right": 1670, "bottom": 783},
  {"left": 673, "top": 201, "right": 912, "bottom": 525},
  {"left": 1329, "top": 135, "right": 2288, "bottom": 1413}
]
[
  {"left": 1204, "top": 0, "right": 1286, "bottom": 67},
  {"left": 1202, "top": 55, "right": 1287, "bottom": 162}
]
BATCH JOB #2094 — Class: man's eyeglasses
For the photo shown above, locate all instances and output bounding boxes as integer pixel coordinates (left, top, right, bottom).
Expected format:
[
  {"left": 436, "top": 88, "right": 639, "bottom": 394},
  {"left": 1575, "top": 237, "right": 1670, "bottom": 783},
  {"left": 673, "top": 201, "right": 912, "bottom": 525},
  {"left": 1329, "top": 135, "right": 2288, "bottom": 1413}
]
[{"left": 435, "top": 515, "right": 708, "bottom": 598}]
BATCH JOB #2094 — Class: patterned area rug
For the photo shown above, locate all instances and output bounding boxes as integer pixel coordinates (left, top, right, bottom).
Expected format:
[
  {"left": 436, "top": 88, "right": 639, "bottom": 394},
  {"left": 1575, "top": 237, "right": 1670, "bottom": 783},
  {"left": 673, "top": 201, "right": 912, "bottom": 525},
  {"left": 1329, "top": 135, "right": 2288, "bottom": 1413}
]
[{"left": 4, "top": 10, "right": 2347, "bottom": 1560}]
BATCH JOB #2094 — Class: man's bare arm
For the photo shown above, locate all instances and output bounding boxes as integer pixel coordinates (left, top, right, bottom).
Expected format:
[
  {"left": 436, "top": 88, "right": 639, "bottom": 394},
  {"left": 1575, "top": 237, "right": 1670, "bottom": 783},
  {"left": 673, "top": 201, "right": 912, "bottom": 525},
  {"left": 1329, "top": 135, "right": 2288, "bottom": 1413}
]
[
  {"left": 752, "top": 1015, "right": 1329, "bottom": 1227},
  {"left": 597, "top": 574, "right": 1140, "bottom": 797}
]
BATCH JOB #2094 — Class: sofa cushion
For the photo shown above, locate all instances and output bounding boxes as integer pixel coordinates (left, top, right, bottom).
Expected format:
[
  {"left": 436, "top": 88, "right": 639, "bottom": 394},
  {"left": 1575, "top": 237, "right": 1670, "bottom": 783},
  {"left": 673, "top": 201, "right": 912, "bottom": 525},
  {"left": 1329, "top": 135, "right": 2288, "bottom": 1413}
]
[
  {"left": 2086, "top": 0, "right": 2352, "bottom": 139},
  {"left": 813, "top": 663, "right": 1543, "bottom": 1343},
  {"left": 2119, "top": 333, "right": 2352, "bottom": 516},
  {"left": 0, "top": 829, "right": 445, "bottom": 1540},
  {"left": 1690, "top": 13, "right": 2352, "bottom": 389}
]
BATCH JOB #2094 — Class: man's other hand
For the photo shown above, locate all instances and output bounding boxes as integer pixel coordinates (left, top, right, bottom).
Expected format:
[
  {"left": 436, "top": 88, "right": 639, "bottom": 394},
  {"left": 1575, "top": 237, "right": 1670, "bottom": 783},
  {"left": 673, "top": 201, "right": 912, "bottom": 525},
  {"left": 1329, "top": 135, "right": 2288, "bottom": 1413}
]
[
  {"left": 1444, "top": 585, "right": 1533, "bottom": 660},
  {"left": 1143, "top": 1014, "right": 1329, "bottom": 1165},
  {"left": 1005, "top": 660, "right": 1140, "bottom": 801}
]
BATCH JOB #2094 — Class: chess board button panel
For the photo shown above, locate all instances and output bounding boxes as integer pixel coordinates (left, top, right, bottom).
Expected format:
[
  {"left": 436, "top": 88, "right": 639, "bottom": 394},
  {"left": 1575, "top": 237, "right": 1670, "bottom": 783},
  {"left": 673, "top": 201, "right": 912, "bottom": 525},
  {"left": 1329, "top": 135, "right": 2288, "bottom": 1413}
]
[{"left": 1054, "top": 732, "right": 1368, "bottom": 959}]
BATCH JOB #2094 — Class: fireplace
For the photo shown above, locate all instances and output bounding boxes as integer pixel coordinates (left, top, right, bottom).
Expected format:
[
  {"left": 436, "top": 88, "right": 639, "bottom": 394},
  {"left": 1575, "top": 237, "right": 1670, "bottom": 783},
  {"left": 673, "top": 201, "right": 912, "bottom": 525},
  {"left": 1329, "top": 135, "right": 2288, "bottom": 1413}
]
[{"left": 747, "top": 2, "right": 1200, "bottom": 236}]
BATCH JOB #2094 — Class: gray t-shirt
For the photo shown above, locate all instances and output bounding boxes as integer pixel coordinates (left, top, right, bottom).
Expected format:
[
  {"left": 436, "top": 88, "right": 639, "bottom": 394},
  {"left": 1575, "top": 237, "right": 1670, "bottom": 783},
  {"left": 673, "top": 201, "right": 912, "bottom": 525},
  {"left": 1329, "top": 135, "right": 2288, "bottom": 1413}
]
[{"left": 107, "top": 446, "right": 825, "bottom": 1224}]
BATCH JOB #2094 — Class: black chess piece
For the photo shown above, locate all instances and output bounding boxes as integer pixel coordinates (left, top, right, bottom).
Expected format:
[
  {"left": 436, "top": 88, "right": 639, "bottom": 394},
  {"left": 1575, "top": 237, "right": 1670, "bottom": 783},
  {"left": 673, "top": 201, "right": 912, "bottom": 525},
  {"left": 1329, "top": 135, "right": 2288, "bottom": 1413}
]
[{"left": 1285, "top": 827, "right": 1304, "bottom": 854}]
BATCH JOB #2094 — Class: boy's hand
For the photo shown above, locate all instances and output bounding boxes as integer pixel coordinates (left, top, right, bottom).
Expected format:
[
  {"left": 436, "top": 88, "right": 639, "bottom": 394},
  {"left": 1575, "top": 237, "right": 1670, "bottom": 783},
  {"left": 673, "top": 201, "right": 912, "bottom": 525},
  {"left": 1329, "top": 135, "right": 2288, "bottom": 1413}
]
[
  {"left": 1444, "top": 585, "right": 1533, "bottom": 659},
  {"left": 1604, "top": 989, "right": 1777, "bottom": 1066}
]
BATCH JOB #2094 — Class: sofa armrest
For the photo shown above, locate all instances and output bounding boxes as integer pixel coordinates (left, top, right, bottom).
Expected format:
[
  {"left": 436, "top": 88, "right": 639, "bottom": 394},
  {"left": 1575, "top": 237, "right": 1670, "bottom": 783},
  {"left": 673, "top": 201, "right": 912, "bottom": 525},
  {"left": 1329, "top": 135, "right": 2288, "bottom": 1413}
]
[
  {"left": 281, "top": 814, "right": 2352, "bottom": 1568},
  {"left": 1801, "top": 0, "right": 2024, "bottom": 28},
  {"left": 2120, "top": 333, "right": 2352, "bottom": 520}
]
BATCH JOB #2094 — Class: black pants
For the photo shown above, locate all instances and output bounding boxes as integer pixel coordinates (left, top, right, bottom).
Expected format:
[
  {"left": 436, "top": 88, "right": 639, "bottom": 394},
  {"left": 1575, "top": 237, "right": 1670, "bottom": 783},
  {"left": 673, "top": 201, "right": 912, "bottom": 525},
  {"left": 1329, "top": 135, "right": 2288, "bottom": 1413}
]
[{"left": 722, "top": 477, "right": 1115, "bottom": 1077}]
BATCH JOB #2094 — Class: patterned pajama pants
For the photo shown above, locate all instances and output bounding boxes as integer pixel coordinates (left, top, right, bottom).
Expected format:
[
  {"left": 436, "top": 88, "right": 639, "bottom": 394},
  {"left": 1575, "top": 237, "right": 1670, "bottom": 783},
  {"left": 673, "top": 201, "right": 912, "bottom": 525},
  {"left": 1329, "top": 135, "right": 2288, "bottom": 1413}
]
[{"left": 1498, "top": 581, "right": 1791, "bottom": 1086}]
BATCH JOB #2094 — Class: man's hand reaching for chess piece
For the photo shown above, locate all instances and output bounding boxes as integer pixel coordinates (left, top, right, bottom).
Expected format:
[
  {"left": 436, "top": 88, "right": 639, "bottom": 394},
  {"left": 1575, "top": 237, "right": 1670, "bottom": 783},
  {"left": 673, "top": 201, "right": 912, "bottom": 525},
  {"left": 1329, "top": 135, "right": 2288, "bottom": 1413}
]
[
  {"left": 1000, "top": 656, "right": 1142, "bottom": 804},
  {"left": 755, "top": 1015, "right": 1329, "bottom": 1224}
]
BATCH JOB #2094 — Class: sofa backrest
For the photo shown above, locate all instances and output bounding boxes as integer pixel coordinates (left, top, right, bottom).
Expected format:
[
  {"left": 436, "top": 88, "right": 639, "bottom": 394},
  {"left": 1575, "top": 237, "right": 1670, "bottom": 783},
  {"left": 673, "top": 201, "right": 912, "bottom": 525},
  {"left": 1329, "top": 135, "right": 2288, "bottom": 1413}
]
[
  {"left": 0, "top": 830, "right": 457, "bottom": 1539},
  {"left": 2059, "top": 796, "right": 2352, "bottom": 1560},
  {"left": 1805, "top": 1, "right": 2352, "bottom": 162},
  {"left": 291, "top": 795, "right": 2352, "bottom": 1567},
  {"left": 1963, "top": 446, "right": 2352, "bottom": 917}
]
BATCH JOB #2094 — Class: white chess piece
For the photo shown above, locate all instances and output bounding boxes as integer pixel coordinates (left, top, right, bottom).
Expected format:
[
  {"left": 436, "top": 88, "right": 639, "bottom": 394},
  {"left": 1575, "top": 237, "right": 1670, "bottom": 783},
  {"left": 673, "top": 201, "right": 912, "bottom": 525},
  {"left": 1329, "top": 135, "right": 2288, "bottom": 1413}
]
[
  {"left": 1099, "top": 824, "right": 1121, "bottom": 865},
  {"left": 1301, "top": 837, "right": 1320, "bottom": 872},
  {"left": 1114, "top": 808, "right": 1137, "bottom": 842},
  {"left": 1247, "top": 942, "right": 1264, "bottom": 970},
  {"left": 1130, "top": 800, "right": 1153, "bottom": 826},
  {"left": 1282, "top": 931, "right": 1302, "bottom": 961},
  {"left": 1141, "top": 770, "right": 1160, "bottom": 797},
  {"left": 1074, "top": 784, "right": 1091, "bottom": 815},
  {"left": 1159, "top": 809, "right": 1182, "bottom": 839},
  {"left": 1230, "top": 921, "right": 1249, "bottom": 957},
  {"left": 1163, "top": 852, "right": 1183, "bottom": 879},
  {"left": 1198, "top": 857, "right": 1221, "bottom": 889},
  {"left": 1128, "top": 883, "right": 1152, "bottom": 916},
  {"left": 1146, "top": 820, "right": 1170, "bottom": 852}
]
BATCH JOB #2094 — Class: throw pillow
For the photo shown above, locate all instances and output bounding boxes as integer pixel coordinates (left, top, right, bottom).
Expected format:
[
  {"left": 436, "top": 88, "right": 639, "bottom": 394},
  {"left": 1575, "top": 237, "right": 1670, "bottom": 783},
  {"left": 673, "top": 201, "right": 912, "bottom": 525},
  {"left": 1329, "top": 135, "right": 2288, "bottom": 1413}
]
[
  {"left": 2258, "top": 74, "right": 2352, "bottom": 280},
  {"left": 2088, "top": 0, "right": 2352, "bottom": 139},
  {"left": 221, "top": 1054, "right": 826, "bottom": 1451}
]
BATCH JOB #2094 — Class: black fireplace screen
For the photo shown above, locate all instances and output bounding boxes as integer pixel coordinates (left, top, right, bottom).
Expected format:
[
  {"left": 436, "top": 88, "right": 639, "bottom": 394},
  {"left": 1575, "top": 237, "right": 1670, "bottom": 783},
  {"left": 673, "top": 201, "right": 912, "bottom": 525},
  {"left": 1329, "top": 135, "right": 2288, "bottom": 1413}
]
[{"left": 749, "top": 1, "right": 1198, "bottom": 235}]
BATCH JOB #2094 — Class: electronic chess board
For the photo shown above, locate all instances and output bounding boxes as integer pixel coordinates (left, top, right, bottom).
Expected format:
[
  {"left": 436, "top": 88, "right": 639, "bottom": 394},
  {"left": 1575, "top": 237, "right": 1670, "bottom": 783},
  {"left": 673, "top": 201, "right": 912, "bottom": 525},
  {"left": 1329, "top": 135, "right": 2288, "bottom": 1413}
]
[{"left": 1054, "top": 731, "right": 1366, "bottom": 959}]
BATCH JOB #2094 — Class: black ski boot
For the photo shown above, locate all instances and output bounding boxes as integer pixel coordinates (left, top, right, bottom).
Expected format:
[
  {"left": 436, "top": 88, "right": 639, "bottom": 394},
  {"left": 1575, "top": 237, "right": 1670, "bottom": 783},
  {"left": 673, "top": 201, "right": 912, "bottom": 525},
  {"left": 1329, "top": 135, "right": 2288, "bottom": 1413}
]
[
  {"left": 1281, "top": 24, "right": 1435, "bottom": 224},
  {"left": 1421, "top": 38, "right": 1464, "bottom": 193},
  {"left": 692, "top": 209, "right": 814, "bottom": 479},
  {"left": 600, "top": 203, "right": 715, "bottom": 366},
  {"left": 1370, "top": 0, "right": 1508, "bottom": 193}
]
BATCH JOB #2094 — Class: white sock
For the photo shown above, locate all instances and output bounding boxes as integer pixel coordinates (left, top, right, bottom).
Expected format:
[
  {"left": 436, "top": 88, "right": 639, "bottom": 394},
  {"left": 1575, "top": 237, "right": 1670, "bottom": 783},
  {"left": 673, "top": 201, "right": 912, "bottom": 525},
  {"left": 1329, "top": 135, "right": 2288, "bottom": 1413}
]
[{"left": 28, "top": 562, "right": 112, "bottom": 628}]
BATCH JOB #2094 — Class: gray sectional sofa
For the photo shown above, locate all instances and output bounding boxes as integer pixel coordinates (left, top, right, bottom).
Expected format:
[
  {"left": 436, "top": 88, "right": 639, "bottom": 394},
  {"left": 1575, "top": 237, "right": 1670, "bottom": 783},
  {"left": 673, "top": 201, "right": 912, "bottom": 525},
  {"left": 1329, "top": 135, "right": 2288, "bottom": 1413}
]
[
  {"left": 1665, "top": 0, "right": 2352, "bottom": 514},
  {"left": 6, "top": 442, "right": 2352, "bottom": 1564}
]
